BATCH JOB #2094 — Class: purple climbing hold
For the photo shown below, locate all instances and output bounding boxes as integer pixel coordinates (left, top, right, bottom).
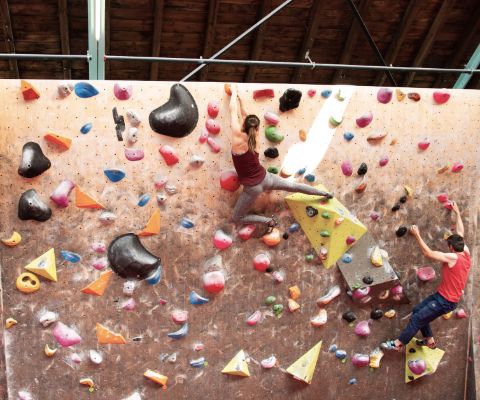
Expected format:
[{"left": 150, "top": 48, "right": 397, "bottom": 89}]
[
  {"left": 341, "top": 161, "right": 353, "bottom": 177},
  {"left": 352, "top": 353, "right": 370, "bottom": 367},
  {"left": 354, "top": 320, "right": 371, "bottom": 337},
  {"left": 377, "top": 88, "right": 393, "bottom": 104},
  {"left": 50, "top": 179, "right": 75, "bottom": 208},
  {"left": 408, "top": 359, "right": 426, "bottom": 375},
  {"left": 356, "top": 111, "right": 373, "bottom": 128},
  {"left": 369, "top": 211, "right": 380, "bottom": 221},
  {"left": 352, "top": 286, "right": 370, "bottom": 300},
  {"left": 53, "top": 322, "right": 82, "bottom": 347},
  {"left": 124, "top": 148, "right": 144, "bottom": 161}
]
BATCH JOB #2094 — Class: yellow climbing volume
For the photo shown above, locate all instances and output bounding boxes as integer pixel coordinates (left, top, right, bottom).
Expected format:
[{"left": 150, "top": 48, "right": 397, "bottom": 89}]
[{"left": 286, "top": 341, "right": 322, "bottom": 384}]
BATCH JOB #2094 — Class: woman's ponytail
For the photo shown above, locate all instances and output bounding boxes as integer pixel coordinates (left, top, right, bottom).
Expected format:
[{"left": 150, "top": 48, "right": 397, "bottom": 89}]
[{"left": 243, "top": 114, "right": 260, "bottom": 153}]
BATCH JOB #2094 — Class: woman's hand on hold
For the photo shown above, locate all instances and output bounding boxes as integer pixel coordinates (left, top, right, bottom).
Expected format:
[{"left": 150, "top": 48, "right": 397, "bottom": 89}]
[{"left": 409, "top": 225, "right": 420, "bottom": 237}]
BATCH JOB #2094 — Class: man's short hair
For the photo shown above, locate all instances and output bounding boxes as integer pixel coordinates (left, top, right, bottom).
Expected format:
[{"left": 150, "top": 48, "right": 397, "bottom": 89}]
[{"left": 447, "top": 234, "right": 465, "bottom": 252}]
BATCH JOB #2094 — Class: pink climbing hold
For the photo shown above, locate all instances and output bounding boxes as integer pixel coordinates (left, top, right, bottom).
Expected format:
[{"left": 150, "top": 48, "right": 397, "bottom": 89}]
[
  {"left": 264, "top": 111, "right": 280, "bottom": 126},
  {"left": 154, "top": 175, "right": 168, "bottom": 190},
  {"left": 352, "top": 286, "right": 370, "bottom": 300},
  {"left": 239, "top": 224, "right": 256, "bottom": 241},
  {"left": 91, "top": 241, "right": 106, "bottom": 253},
  {"left": 356, "top": 111, "right": 373, "bottom": 128},
  {"left": 171, "top": 309, "right": 188, "bottom": 324},
  {"left": 207, "top": 136, "right": 221, "bottom": 153},
  {"left": 307, "top": 89, "right": 316, "bottom": 97},
  {"left": 202, "top": 270, "right": 225, "bottom": 294},
  {"left": 50, "top": 179, "right": 76, "bottom": 208},
  {"left": 354, "top": 320, "right": 371, "bottom": 337},
  {"left": 207, "top": 100, "right": 220, "bottom": 118},
  {"left": 369, "top": 211, "right": 380, "bottom": 221},
  {"left": 443, "top": 201, "right": 453, "bottom": 210},
  {"left": 352, "top": 353, "right": 370, "bottom": 367},
  {"left": 437, "top": 193, "right": 449, "bottom": 203},
  {"left": 53, "top": 322, "right": 82, "bottom": 347},
  {"left": 346, "top": 236, "right": 356, "bottom": 245},
  {"left": 253, "top": 253, "right": 270, "bottom": 272},
  {"left": 159, "top": 145, "right": 179, "bottom": 166},
  {"left": 451, "top": 162, "right": 463, "bottom": 173},
  {"left": 418, "top": 140, "right": 430, "bottom": 151},
  {"left": 455, "top": 308, "right": 467, "bottom": 319},
  {"left": 377, "top": 88, "right": 393, "bottom": 104},
  {"left": 213, "top": 230, "right": 232, "bottom": 250},
  {"left": 122, "top": 298, "right": 136, "bottom": 311},
  {"left": 379, "top": 156, "right": 389, "bottom": 167},
  {"left": 205, "top": 119, "right": 221, "bottom": 135},
  {"left": 199, "top": 129, "right": 209, "bottom": 144},
  {"left": 417, "top": 266, "right": 436, "bottom": 282},
  {"left": 92, "top": 257, "right": 108, "bottom": 271},
  {"left": 246, "top": 310, "right": 262, "bottom": 326},
  {"left": 390, "top": 285, "right": 403, "bottom": 296},
  {"left": 114, "top": 83, "right": 133, "bottom": 100},
  {"left": 408, "top": 359, "right": 426, "bottom": 375},
  {"left": 125, "top": 148, "right": 144, "bottom": 161},
  {"left": 272, "top": 271, "right": 284, "bottom": 283},
  {"left": 433, "top": 91, "right": 450, "bottom": 105},
  {"left": 220, "top": 170, "right": 240, "bottom": 192},
  {"left": 341, "top": 161, "right": 353, "bottom": 177},
  {"left": 253, "top": 89, "right": 275, "bottom": 100}
]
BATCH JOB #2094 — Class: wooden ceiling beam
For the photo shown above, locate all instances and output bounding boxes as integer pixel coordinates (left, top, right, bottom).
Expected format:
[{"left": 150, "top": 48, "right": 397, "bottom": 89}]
[
  {"left": 244, "top": 0, "right": 271, "bottom": 82},
  {"left": 332, "top": 0, "right": 369, "bottom": 84},
  {"left": 0, "top": 0, "right": 19, "bottom": 78},
  {"left": 58, "top": 0, "right": 71, "bottom": 79},
  {"left": 105, "top": 0, "right": 111, "bottom": 78},
  {"left": 291, "top": 0, "right": 322, "bottom": 83},
  {"left": 199, "top": 0, "right": 221, "bottom": 82},
  {"left": 402, "top": 0, "right": 454, "bottom": 87},
  {"left": 150, "top": 0, "right": 165, "bottom": 81}
]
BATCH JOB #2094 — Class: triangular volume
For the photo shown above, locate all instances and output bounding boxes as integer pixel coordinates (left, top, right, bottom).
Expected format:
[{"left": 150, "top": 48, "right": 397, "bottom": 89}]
[
  {"left": 81, "top": 270, "right": 113, "bottom": 296},
  {"left": 75, "top": 186, "right": 105, "bottom": 209},
  {"left": 21, "top": 80, "right": 40, "bottom": 101},
  {"left": 96, "top": 323, "right": 127, "bottom": 344},
  {"left": 285, "top": 185, "right": 367, "bottom": 268},
  {"left": 44, "top": 131, "right": 72, "bottom": 150},
  {"left": 286, "top": 341, "right": 322, "bottom": 384},
  {"left": 221, "top": 350, "right": 250, "bottom": 377},
  {"left": 25, "top": 248, "right": 57, "bottom": 282},
  {"left": 138, "top": 208, "right": 161, "bottom": 236},
  {"left": 405, "top": 338, "right": 445, "bottom": 383}
]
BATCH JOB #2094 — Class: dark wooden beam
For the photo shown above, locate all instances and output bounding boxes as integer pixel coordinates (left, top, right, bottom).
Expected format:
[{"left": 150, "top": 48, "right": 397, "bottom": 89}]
[
  {"left": 291, "top": 0, "right": 322, "bottom": 83},
  {"left": 150, "top": 0, "right": 165, "bottom": 81},
  {"left": 105, "top": 0, "right": 111, "bottom": 79},
  {"left": 402, "top": 0, "right": 454, "bottom": 87},
  {"left": 244, "top": 0, "right": 271, "bottom": 82},
  {"left": 433, "top": 3, "right": 480, "bottom": 88},
  {"left": 58, "top": 0, "right": 71, "bottom": 79},
  {"left": 0, "top": 0, "right": 19, "bottom": 78},
  {"left": 199, "top": 0, "right": 221, "bottom": 82},
  {"left": 332, "top": 0, "right": 369, "bottom": 84}
]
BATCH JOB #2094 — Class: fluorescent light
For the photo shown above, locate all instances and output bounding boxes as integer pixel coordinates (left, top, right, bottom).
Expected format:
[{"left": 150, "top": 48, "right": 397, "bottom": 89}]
[{"left": 95, "top": 0, "right": 100, "bottom": 41}]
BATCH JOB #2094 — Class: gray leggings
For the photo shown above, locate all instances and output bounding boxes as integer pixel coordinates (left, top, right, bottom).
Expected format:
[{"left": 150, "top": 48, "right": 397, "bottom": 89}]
[{"left": 232, "top": 172, "right": 328, "bottom": 225}]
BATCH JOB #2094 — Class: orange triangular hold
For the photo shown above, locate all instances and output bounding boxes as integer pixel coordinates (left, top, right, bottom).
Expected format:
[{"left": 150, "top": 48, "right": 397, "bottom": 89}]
[
  {"left": 81, "top": 270, "right": 113, "bottom": 296},
  {"left": 21, "top": 80, "right": 40, "bottom": 100},
  {"left": 96, "top": 323, "right": 127, "bottom": 344},
  {"left": 44, "top": 131, "right": 72, "bottom": 150},
  {"left": 75, "top": 186, "right": 105, "bottom": 209},
  {"left": 138, "top": 208, "right": 161, "bottom": 236}
]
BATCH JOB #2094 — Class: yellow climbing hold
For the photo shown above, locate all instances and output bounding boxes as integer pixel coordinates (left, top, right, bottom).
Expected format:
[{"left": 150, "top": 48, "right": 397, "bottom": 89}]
[
  {"left": 24, "top": 248, "right": 57, "bottom": 282},
  {"left": 79, "top": 378, "right": 95, "bottom": 388},
  {"left": 370, "top": 246, "right": 383, "bottom": 267},
  {"left": 286, "top": 341, "right": 322, "bottom": 384},
  {"left": 5, "top": 318, "right": 17, "bottom": 328},
  {"left": 384, "top": 309, "right": 396, "bottom": 318},
  {"left": 44, "top": 344, "right": 57, "bottom": 357},
  {"left": 404, "top": 185, "right": 414, "bottom": 198},
  {"left": 144, "top": 369, "right": 168, "bottom": 388},
  {"left": 289, "top": 285, "right": 301, "bottom": 300},
  {"left": 288, "top": 299, "right": 300, "bottom": 312},
  {"left": 442, "top": 311, "right": 453, "bottom": 320},
  {"left": 369, "top": 347, "right": 384, "bottom": 368},
  {"left": 221, "top": 350, "right": 250, "bottom": 377},
  {"left": 395, "top": 89, "right": 406, "bottom": 102},
  {"left": 2, "top": 231, "right": 21, "bottom": 247},
  {"left": 405, "top": 338, "right": 444, "bottom": 383}
]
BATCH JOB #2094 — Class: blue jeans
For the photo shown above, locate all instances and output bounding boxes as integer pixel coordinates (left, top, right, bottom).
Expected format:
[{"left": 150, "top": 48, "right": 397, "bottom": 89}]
[{"left": 398, "top": 292, "right": 457, "bottom": 345}]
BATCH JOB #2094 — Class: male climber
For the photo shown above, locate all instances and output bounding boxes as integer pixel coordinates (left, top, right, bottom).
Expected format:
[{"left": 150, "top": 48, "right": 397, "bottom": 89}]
[{"left": 382, "top": 201, "right": 471, "bottom": 351}]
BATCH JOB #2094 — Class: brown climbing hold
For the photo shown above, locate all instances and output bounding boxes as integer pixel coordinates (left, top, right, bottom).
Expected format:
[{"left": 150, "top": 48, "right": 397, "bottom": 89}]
[
  {"left": 81, "top": 270, "right": 113, "bottom": 296},
  {"left": 408, "top": 92, "right": 420, "bottom": 102},
  {"left": 96, "top": 323, "right": 127, "bottom": 344},
  {"left": 224, "top": 84, "right": 232, "bottom": 96},
  {"left": 367, "top": 132, "right": 387, "bottom": 142},
  {"left": 437, "top": 165, "right": 449, "bottom": 174},
  {"left": 299, "top": 129, "right": 307, "bottom": 141}
]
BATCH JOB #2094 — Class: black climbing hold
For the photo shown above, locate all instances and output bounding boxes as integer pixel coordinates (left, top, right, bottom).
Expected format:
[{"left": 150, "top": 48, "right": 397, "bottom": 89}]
[
  {"left": 396, "top": 226, "right": 408, "bottom": 237},
  {"left": 342, "top": 311, "right": 357, "bottom": 323},
  {"left": 18, "top": 142, "right": 51, "bottom": 178},
  {"left": 279, "top": 88, "right": 302, "bottom": 112},
  {"left": 408, "top": 376, "right": 414, "bottom": 381},
  {"left": 108, "top": 233, "right": 162, "bottom": 280},
  {"left": 399, "top": 195, "right": 407, "bottom": 203},
  {"left": 306, "top": 206, "right": 318, "bottom": 217},
  {"left": 362, "top": 275, "right": 373, "bottom": 285},
  {"left": 357, "top": 162, "right": 368, "bottom": 176},
  {"left": 18, "top": 189, "right": 52, "bottom": 222},
  {"left": 264, "top": 147, "right": 279, "bottom": 158},
  {"left": 370, "top": 308, "right": 384, "bottom": 320},
  {"left": 409, "top": 348, "right": 416, "bottom": 354},
  {"left": 149, "top": 84, "right": 199, "bottom": 138},
  {"left": 391, "top": 203, "right": 401, "bottom": 212},
  {"left": 282, "top": 232, "right": 289, "bottom": 240},
  {"left": 112, "top": 107, "right": 125, "bottom": 141},
  {"left": 265, "top": 267, "right": 273, "bottom": 273}
]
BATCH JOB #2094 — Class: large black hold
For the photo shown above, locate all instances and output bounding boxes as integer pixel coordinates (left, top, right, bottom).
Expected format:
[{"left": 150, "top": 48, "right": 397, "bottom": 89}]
[
  {"left": 279, "top": 88, "right": 302, "bottom": 112},
  {"left": 18, "top": 189, "right": 52, "bottom": 221},
  {"left": 108, "top": 233, "right": 161, "bottom": 279},
  {"left": 342, "top": 310, "right": 357, "bottom": 323},
  {"left": 18, "top": 142, "right": 51, "bottom": 178},
  {"left": 370, "top": 308, "right": 384, "bottom": 320},
  {"left": 264, "top": 147, "right": 279, "bottom": 158},
  {"left": 149, "top": 84, "right": 199, "bottom": 138}
]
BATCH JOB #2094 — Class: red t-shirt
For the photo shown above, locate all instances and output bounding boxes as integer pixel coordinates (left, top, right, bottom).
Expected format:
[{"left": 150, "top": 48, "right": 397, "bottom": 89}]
[
  {"left": 232, "top": 151, "right": 266, "bottom": 186},
  {"left": 437, "top": 252, "right": 471, "bottom": 303}
]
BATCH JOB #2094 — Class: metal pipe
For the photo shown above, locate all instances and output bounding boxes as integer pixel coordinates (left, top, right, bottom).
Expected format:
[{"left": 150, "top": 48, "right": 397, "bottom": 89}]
[
  {"left": 0, "top": 53, "right": 90, "bottom": 61},
  {"left": 105, "top": 55, "right": 479, "bottom": 75},
  {"left": 180, "top": 0, "right": 293, "bottom": 82},
  {"left": 454, "top": 43, "right": 480, "bottom": 89},
  {"left": 345, "top": 0, "right": 397, "bottom": 86}
]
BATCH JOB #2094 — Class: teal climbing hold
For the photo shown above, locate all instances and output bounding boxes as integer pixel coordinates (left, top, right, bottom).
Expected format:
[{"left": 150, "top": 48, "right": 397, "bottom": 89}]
[
  {"left": 304, "top": 174, "right": 315, "bottom": 182},
  {"left": 265, "top": 126, "right": 284, "bottom": 143},
  {"left": 321, "top": 90, "right": 332, "bottom": 98}
]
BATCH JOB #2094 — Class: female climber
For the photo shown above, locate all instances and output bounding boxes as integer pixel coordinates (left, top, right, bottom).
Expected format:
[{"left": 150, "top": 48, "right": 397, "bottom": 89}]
[
  {"left": 229, "top": 84, "right": 333, "bottom": 234},
  {"left": 381, "top": 201, "right": 471, "bottom": 351}
]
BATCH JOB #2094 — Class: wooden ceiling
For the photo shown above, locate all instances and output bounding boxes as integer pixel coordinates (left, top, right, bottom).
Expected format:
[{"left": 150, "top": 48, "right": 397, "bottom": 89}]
[{"left": 0, "top": 0, "right": 479, "bottom": 88}]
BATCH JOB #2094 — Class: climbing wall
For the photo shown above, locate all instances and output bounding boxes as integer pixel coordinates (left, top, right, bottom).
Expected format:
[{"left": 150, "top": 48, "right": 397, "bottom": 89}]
[{"left": 0, "top": 80, "right": 478, "bottom": 400}]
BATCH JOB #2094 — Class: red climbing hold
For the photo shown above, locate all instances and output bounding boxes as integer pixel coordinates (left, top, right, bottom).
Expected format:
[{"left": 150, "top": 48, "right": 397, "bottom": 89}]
[
  {"left": 369, "top": 211, "right": 380, "bottom": 221},
  {"left": 207, "top": 101, "right": 220, "bottom": 118},
  {"left": 443, "top": 201, "right": 453, "bottom": 210},
  {"left": 203, "top": 270, "right": 225, "bottom": 294},
  {"left": 206, "top": 119, "right": 221, "bottom": 135},
  {"left": 220, "top": 170, "right": 240, "bottom": 192},
  {"left": 246, "top": 310, "right": 262, "bottom": 326},
  {"left": 307, "top": 89, "right": 316, "bottom": 97},
  {"left": 199, "top": 129, "right": 209, "bottom": 144},
  {"left": 418, "top": 140, "right": 430, "bottom": 151},
  {"left": 239, "top": 225, "right": 256, "bottom": 241},
  {"left": 346, "top": 236, "right": 356, "bottom": 245},
  {"left": 253, "top": 253, "right": 270, "bottom": 272},
  {"left": 159, "top": 145, "right": 179, "bottom": 166},
  {"left": 207, "top": 137, "right": 221, "bottom": 153},
  {"left": 171, "top": 309, "right": 188, "bottom": 324},
  {"left": 377, "top": 88, "right": 392, "bottom": 104},
  {"left": 341, "top": 161, "right": 353, "bottom": 177},
  {"left": 451, "top": 162, "right": 463, "bottom": 173},
  {"left": 356, "top": 111, "right": 373, "bottom": 128},
  {"left": 253, "top": 89, "right": 275, "bottom": 100},
  {"left": 433, "top": 91, "right": 450, "bottom": 105},
  {"left": 379, "top": 156, "right": 389, "bottom": 167},
  {"left": 437, "top": 193, "right": 449, "bottom": 203},
  {"left": 213, "top": 230, "right": 232, "bottom": 250},
  {"left": 417, "top": 266, "right": 435, "bottom": 282},
  {"left": 455, "top": 309, "right": 467, "bottom": 319}
]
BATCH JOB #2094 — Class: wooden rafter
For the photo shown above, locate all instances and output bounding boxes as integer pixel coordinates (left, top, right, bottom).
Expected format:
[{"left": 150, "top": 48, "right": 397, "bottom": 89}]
[
  {"left": 105, "top": 0, "right": 111, "bottom": 78},
  {"left": 58, "top": 0, "right": 71, "bottom": 79},
  {"left": 199, "top": 0, "right": 221, "bottom": 82},
  {"left": 244, "top": 0, "right": 271, "bottom": 82},
  {"left": 402, "top": 0, "right": 454, "bottom": 87},
  {"left": 0, "top": 0, "right": 19, "bottom": 78},
  {"left": 332, "top": 0, "right": 369, "bottom": 84},
  {"left": 291, "top": 0, "right": 322, "bottom": 83},
  {"left": 373, "top": 0, "right": 416, "bottom": 86},
  {"left": 150, "top": 0, "right": 165, "bottom": 81}
]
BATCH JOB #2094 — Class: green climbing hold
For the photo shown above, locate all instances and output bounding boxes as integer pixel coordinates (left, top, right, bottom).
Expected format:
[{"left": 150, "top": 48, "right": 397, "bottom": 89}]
[
  {"left": 265, "top": 126, "right": 284, "bottom": 143},
  {"left": 321, "top": 211, "right": 330, "bottom": 219},
  {"left": 320, "top": 230, "right": 330, "bottom": 238},
  {"left": 329, "top": 114, "right": 343, "bottom": 126},
  {"left": 265, "top": 296, "right": 276, "bottom": 306},
  {"left": 336, "top": 90, "right": 345, "bottom": 101},
  {"left": 267, "top": 166, "right": 279, "bottom": 174},
  {"left": 273, "top": 304, "right": 283, "bottom": 315},
  {"left": 305, "top": 254, "right": 314, "bottom": 262}
]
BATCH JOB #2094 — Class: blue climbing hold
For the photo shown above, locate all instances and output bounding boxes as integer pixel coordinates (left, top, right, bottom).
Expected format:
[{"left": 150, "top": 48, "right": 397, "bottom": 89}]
[
  {"left": 304, "top": 174, "right": 315, "bottom": 183},
  {"left": 137, "top": 193, "right": 151, "bottom": 207},
  {"left": 335, "top": 350, "right": 347, "bottom": 360},
  {"left": 288, "top": 223, "right": 300, "bottom": 233},
  {"left": 60, "top": 250, "right": 81, "bottom": 263},
  {"left": 104, "top": 168, "right": 126, "bottom": 183},
  {"left": 167, "top": 323, "right": 188, "bottom": 339},
  {"left": 342, "top": 254, "right": 353, "bottom": 263},
  {"left": 80, "top": 123, "right": 92, "bottom": 134},
  {"left": 190, "top": 357, "right": 206, "bottom": 368},
  {"left": 297, "top": 167, "right": 306, "bottom": 175},
  {"left": 348, "top": 378, "right": 358, "bottom": 385},
  {"left": 321, "top": 89, "right": 332, "bottom": 98},
  {"left": 343, "top": 132, "right": 354, "bottom": 141},
  {"left": 74, "top": 82, "right": 99, "bottom": 98},
  {"left": 189, "top": 291, "right": 209, "bottom": 305},
  {"left": 145, "top": 266, "right": 162, "bottom": 285},
  {"left": 328, "top": 344, "right": 338, "bottom": 353},
  {"left": 180, "top": 218, "right": 195, "bottom": 229}
]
